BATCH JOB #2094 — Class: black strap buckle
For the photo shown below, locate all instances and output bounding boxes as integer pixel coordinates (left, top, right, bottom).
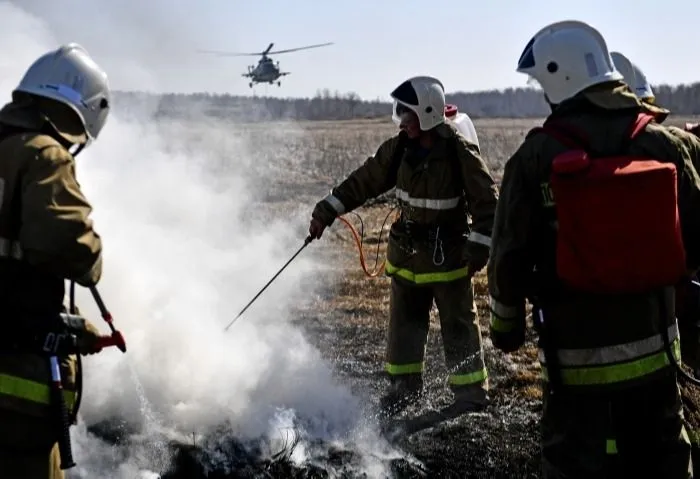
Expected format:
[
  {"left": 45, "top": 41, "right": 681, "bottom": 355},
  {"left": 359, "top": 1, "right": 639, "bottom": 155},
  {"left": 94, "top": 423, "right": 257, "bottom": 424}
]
[{"left": 42, "top": 331, "right": 76, "bottom": 355}]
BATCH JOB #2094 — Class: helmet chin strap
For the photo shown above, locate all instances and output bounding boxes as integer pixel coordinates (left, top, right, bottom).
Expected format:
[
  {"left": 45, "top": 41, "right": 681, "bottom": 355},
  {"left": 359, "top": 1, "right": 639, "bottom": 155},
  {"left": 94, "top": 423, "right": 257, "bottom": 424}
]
[
  {"left": 69, "top": 142, "right": 86, "bottom": 158},
  {"left": 544, "top": 93, "right": 559, "bottom": 112}
]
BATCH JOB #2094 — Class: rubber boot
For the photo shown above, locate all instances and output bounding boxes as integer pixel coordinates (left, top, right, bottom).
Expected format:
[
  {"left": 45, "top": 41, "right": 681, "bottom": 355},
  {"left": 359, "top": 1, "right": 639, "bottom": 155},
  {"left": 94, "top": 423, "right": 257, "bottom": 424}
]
[
  {"left": 380, "top": 373, "right": 423, "bottom": 417},
  {"left": 447, "top": 384, "right": 489, "bottom": 415}
]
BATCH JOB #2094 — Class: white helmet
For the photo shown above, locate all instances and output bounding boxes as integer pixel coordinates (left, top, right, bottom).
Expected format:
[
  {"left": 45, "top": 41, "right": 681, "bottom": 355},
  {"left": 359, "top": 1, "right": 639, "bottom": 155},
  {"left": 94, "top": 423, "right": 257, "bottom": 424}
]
[
  {"left": 610, "top": 51, "right": 655, "bottom": 102},
  {"left": 390, "top": 76, "right": 446, "bottom": 131},
  {"left": 14, "top": 43, "right": 110, "bottom": 144},
  {"left": 516, "top": 20, "right": 623, "bottom": 105}
]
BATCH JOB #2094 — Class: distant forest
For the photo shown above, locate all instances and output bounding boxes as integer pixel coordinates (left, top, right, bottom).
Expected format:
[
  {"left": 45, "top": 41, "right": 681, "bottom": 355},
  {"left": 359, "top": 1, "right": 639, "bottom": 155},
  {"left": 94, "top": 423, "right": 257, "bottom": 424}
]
[{"left": 114, "top": 83, "right": 700, "bottom": 122}]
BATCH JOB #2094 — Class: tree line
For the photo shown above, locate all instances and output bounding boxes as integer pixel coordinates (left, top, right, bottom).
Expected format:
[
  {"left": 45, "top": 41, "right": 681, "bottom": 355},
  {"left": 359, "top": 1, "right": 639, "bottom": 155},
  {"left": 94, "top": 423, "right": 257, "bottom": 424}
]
[{"left": 114, "top": 83, "right": 700, "bottom": 122}]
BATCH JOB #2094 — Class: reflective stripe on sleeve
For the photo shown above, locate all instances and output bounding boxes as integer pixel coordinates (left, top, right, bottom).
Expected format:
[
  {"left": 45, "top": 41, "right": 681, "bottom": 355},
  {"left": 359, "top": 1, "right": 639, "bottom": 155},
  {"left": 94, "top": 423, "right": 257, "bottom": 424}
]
[
  {"left": 468, "top": 232, "right": 491, "bottom": 248},
  {"left": 489, "top": 297, "right": 520, "bottom": 333},
  {"left": 323, "top": 193, "right": 346, "bottom": 215}
]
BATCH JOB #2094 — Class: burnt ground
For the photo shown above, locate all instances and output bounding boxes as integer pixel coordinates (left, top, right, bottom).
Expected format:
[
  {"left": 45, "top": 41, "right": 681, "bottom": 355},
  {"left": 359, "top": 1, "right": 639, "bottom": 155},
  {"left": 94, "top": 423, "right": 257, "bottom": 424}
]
[
  {"left": 150, "top": 204, "right": 546, "bottom": 478},
  {"left": 89, "top": 117, "right": 700, "bottom": 478},
  {"left": 155, "top": 204, "right": 700, "bottom": 479}
]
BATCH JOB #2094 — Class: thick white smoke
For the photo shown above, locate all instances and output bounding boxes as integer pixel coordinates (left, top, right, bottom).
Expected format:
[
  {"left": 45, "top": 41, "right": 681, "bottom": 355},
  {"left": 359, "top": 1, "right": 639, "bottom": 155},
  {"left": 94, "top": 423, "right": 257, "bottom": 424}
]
[{"left": 0, "top": 2, "right": 400, "bottom": 477}]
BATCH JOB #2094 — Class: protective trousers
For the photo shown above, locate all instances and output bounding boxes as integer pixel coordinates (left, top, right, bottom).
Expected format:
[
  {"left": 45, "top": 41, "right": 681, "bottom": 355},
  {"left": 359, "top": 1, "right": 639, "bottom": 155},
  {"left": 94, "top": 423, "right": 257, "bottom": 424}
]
[
  {"left": 541, "top": 373, "right": 693, "bottom": 479},
  {"left": 0, "top": 409, "right": 63, "bottom": 479},
  {"left": 385, "top": 276, "right": 488, "bottom": 397}
]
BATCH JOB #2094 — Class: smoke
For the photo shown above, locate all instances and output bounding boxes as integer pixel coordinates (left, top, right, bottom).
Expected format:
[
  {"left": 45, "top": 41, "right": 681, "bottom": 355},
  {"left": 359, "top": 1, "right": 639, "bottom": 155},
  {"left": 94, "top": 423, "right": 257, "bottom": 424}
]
[{"left": 0, "top": 2, "right": 398, "bottom": 477}]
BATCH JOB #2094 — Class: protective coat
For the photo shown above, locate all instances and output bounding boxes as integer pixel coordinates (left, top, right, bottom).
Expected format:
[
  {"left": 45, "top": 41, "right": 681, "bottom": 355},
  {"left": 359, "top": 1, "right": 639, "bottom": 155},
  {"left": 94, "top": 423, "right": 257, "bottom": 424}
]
[
  {"left": 313, "top": 123, "right": 498, "bottom": 284},
  {"left": 0, "top": 99, "right": 103, "bottom": 479},
  {"left": 488, "top": 83, "right": 700, "bottom": 477}
]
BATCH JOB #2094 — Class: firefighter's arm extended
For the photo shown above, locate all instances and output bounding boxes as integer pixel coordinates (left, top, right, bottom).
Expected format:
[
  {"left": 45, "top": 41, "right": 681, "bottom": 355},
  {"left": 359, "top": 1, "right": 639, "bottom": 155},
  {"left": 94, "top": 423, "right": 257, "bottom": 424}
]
[
  {"left": 310, "top": 135, "right": 401, "bottom": 237},
  {"left": 457, "top": 138, "right": 499, "bottom": 274},
  {"left": 19, "top": 145, "right": 102, "bottom": 286},
  {"left": 487, "top": 150, "right": 536, "bottom": 353}
]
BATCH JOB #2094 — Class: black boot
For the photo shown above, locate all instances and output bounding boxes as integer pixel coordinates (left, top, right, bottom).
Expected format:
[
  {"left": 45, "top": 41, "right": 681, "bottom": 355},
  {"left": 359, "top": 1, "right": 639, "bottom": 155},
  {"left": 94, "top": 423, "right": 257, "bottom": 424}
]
[
  {"left": 447, "top": 384, "right": 489, "bottom": 415},
  {"left": 379, "top": 374, "right": 423, "bottom": 417}
]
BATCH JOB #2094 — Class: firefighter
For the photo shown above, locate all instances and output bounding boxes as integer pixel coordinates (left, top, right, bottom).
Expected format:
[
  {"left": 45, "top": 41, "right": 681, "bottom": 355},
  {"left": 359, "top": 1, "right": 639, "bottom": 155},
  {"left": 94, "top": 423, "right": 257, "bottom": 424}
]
[
  {"left": 612, "top": 48, "right": 700, "bottom": 467},
  {"left": 308, "top": 76, "right": 499, "bottom": 415},
  {"left": 0, "top": 44, "right": 111, "bottom": 478},
  {"left": 488, "top": 20, "right": 700, "bottom": 478},
  {"left": 611, "top": 50, "right": 700, "bottom": 361}
]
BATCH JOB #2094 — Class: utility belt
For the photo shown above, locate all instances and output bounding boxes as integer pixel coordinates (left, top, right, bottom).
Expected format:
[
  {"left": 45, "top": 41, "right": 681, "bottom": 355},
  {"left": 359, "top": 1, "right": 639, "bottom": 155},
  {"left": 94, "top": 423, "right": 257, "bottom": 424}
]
[
  {"left": 393, "top": 217, "right": 467, "bottom": 241},
  {"left": 0, "top": 314, "right": 84, "bottom": 357},
  {"left": 391, "top": 218, "right": 468, "bottom": 267}
]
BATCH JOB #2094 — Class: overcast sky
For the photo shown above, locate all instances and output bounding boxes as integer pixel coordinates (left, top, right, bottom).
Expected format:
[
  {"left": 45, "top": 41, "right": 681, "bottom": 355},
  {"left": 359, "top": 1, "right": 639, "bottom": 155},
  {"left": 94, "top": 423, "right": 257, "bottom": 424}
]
[{"left": 4, "top": 0, "right": 699, "bottom": 101}]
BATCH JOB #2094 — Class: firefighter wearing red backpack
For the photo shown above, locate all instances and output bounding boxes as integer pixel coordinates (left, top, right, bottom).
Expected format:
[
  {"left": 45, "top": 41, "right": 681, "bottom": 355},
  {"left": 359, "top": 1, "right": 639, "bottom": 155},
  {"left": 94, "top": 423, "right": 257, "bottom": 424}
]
[{"left": 488, "top": 20, "right": 700, "bottom": 478}]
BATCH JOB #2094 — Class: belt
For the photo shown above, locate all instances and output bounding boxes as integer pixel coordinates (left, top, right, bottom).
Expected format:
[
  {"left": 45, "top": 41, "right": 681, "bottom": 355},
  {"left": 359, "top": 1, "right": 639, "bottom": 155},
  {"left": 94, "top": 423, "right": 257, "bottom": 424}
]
[
  {"left": 0, "top": 319, "right": 79, "bottom": 356},
  {"left": 395, "top": 219, "right": 466, "bottom": 240}
]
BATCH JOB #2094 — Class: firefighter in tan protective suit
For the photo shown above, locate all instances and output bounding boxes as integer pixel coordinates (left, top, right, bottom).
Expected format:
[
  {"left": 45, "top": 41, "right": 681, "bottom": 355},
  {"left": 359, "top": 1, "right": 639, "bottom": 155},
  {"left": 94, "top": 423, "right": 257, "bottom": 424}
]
[
  {"left": 0, "top": 44, "right": 111, "bottom": 478},
  {"left": 488, "top": 21, "right": 700, "bottom": 478},
  {"left": 308, "top": 76, "right": 499, "bottom": 416}
]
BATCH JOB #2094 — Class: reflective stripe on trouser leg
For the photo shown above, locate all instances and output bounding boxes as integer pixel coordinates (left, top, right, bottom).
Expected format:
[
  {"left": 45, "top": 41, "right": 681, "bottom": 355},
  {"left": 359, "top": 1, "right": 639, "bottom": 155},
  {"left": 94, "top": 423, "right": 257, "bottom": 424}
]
[
  {"left": 433, "top": 277, "right": 488, "bottom": 388},
  {"left": 385, "top": 278, "right": 433, "bottom": 376}
]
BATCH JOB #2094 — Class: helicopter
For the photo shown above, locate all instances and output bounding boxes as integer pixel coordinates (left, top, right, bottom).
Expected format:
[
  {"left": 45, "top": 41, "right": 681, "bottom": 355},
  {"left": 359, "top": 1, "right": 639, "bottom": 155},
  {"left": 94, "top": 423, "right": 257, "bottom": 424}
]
[{"left": 198, "top": 42, "right": 333, "bottom": 88}]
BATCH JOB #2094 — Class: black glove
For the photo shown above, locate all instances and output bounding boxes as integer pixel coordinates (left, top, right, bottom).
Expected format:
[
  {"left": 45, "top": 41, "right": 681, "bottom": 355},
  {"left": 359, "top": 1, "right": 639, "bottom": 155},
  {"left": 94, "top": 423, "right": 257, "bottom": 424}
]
[{"left": 308, "top": 199, "right": 339, "bottom": 240}]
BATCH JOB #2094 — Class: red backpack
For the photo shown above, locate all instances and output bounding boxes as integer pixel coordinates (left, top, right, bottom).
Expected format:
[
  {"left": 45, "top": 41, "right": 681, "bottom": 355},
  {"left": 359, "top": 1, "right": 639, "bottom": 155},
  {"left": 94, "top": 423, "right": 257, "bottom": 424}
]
[{"left": 534, "top": 112, "right": 687, "bottom": 294}]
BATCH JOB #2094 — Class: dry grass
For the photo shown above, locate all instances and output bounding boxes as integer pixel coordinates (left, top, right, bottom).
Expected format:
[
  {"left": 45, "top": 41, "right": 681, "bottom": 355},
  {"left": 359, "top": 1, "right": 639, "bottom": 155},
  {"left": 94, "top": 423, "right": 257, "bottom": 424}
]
[{"left": 236, "top": 114, "right": 698, "bottom": 402}]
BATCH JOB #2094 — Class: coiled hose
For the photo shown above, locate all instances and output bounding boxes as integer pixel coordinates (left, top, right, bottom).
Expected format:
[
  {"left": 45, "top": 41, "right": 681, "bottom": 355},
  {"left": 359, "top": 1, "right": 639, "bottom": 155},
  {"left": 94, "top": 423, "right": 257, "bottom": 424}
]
[{"left": 336, "top": 207, "right": 398, "bottom": 278}]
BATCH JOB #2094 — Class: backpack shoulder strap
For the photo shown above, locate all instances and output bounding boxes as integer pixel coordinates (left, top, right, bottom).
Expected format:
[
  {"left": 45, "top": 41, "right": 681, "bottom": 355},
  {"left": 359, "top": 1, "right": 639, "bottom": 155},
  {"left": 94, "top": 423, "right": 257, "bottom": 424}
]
[
  {"left": 385, "top": 132, "right": 408, "bottom": 189},
  {"left": 530, "top": 121, "right": 590, "bottom": 151},
  {"left": 629, "top": 112, "right": 655, "bottom": 139},
  {"left": 526, "top": 112, "right": 655, "bottom": 155},
  {"left": 448, "top": 132, "right": 466, "bottom": 194}
]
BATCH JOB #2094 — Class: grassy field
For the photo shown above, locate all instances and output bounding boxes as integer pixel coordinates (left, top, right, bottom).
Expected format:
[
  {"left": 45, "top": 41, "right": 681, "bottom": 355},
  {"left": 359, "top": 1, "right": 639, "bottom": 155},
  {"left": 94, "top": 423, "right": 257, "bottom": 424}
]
[{"left": 162, "top": 114, "right": 700, "bottom": 478}]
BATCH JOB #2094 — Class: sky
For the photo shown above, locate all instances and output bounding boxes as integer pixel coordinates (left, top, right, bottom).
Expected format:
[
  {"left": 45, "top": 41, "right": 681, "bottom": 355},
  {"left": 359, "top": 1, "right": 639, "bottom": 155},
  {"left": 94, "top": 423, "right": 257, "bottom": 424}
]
[{"left": 4, "top": 0, "right": 700, "bottom": 101}]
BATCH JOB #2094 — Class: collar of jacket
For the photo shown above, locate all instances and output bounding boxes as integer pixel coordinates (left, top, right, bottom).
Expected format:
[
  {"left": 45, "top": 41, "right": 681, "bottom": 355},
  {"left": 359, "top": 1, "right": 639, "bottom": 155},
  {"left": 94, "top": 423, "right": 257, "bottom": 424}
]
[
  {"left": 433, "top": 122, "right": 456, "bottom": 139},
  {"left": 548, "top": 81, "right": 644, "bottom": 120},
  {"left": 0, "top": 99, "right": 86, "bottom": 145},
  {"left": 640, "top": 100, "right": 671, "bottom": 124}
]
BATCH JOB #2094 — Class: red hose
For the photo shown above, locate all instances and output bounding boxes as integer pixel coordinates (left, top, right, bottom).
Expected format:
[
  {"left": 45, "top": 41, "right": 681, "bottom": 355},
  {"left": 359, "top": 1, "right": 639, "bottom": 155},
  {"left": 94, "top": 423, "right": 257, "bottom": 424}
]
[{"left": 336, "top": 208, "right": 398, "bottom": 278}]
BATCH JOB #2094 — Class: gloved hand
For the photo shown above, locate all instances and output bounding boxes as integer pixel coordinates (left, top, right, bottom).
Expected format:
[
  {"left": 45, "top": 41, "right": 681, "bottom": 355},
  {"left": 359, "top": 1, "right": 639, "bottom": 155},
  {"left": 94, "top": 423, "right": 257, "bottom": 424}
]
[
  {"left": 309, "top": 199, "right": 338, "bottom": 240},
  {"left": 309, "top": 218, "right": 327, "bottom": 240},
  {"left": 59, "top": 313, "right": 104, "bottom": 355},
  {"left": 78, "top": 319, "right": 104, "bottom": 355},
  {"left": 464, "top": 241, "right": 490, "bottom": 275}
]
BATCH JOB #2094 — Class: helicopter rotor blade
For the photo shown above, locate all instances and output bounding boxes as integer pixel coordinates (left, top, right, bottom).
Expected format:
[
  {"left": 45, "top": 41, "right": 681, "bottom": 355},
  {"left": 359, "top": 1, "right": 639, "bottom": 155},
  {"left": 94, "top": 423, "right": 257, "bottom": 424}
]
[
  {"left": 263, "top": 43, "right": 274, "bottom": 55},
  {"left": 197, "top": 49, "right": 263, "bottom": 57},
  {"left": 266, "top": 42, "right": 334, "bottom": 55}
]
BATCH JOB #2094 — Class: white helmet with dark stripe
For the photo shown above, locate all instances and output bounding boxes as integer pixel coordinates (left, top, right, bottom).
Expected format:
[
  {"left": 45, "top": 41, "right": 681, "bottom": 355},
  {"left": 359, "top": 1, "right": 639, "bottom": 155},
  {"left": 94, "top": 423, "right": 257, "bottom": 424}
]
[{"left": 390, "top": 76, "right": 446, "bottom": 131}]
